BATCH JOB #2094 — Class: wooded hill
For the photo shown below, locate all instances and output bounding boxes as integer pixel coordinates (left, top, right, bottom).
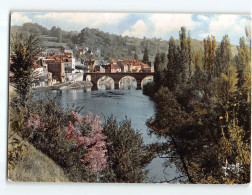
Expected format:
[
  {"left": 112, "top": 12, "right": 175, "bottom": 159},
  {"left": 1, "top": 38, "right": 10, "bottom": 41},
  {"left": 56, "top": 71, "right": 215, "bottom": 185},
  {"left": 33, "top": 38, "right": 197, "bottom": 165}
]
[{"left": 11, "top": 22, "right": 238, "bottom": 62}]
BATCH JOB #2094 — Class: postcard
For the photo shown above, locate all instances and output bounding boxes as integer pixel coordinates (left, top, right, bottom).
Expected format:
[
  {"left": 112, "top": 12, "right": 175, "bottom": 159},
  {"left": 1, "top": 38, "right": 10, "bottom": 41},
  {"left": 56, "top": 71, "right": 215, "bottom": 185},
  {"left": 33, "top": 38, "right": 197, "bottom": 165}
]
[{"left": 8, "top": 12, "right": 251, "bottom": 184}]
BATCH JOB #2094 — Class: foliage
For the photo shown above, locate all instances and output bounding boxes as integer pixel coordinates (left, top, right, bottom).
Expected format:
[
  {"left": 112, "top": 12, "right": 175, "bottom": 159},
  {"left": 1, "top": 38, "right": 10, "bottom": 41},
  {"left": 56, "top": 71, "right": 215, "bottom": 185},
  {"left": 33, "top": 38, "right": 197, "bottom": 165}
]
[
  {"left": 145, "top": 28, "right": 251, "bottom": 184},
  {"left": 142, "top": 82, "right": 156, "bottom": 97},
  {"left": 64, "top": 112, "right": 109, "bottom": 176},
  {"left": 236, "top": 36, "right": 251, "bottom": 102},
  {"left": 50, "top": 26, "right": 62, "bottom": 43},
  {"left": 102, "top": 116, "right": 154, "bottom": 183},
  {"left": 203, "top": 36, "right": 216, "bottom": 79},
  {"left": 10, "top": 34, "right": 40, "bottom": 102},
  {"left": 154, "top": 52, "right": 162, "bottom": 89},
  {"left": 214, "top": 35, "right": 233, "bottom": 77},
  {"left": 166, "top": 37, "right": 179, "bottom": 91},
  {"left": 178, "top": 27, "right": 190, "bottom": 83}
]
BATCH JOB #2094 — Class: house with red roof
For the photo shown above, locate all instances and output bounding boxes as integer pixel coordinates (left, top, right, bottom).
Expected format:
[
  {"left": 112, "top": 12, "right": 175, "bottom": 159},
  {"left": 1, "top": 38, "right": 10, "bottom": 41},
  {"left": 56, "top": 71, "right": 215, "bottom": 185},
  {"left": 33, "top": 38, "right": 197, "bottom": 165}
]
[{"left": 117, "top": 59, "right": 149, "bottom": 73}]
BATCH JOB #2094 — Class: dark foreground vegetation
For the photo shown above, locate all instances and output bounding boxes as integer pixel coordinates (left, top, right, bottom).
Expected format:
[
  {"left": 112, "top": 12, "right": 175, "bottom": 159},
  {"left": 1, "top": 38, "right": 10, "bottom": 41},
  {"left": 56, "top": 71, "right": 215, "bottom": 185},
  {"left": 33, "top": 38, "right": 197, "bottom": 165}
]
[{"left": 143, "top": 27, "right": 251, "bottom": 183}]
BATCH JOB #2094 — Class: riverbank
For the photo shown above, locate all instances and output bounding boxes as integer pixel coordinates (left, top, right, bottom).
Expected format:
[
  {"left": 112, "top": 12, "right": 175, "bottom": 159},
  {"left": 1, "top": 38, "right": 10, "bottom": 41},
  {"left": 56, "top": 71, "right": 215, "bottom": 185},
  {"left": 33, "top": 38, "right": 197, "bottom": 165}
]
[
  {"left": 31, "top": 81, "right": 93, "bottom": 92},
  {"left": 60, "top": 81, "right": 93, "bottom": 90}
]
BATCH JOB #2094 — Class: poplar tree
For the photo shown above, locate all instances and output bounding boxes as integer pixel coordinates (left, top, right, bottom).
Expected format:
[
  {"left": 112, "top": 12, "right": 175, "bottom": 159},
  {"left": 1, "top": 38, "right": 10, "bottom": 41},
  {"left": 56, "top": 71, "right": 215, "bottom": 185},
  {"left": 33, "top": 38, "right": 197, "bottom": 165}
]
[
  {"left": 236, "top": 36, "right": 251, "bottom": 102},
  {"left": 160, "top": 52, "right": 167, "bottom": 70},
  {"left": 154, "top": 52, "right": 161, "bottom": 88},
  {"left": 178, "top": 27, "right": 189, "bottom": 84},
  {"left": 214, "top": 35, "right": 238, "bottom": 102},
  {"left": 187, "top": 31, "right": 193, "bottom": 78},
  {"left": 214, "top": 35, "right": 233, "bottom": 77},
  {"left": 166, "top": 37, "right": 179, "bottom": 91},
  {"left": 203, "top": 36, "right": 216, "bottom": 79}
]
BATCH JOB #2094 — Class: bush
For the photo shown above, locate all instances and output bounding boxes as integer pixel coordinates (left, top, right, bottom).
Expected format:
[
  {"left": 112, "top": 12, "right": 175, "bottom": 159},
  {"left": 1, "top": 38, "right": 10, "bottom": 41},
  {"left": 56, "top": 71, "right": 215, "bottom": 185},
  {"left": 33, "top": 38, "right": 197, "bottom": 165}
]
[
  {"left": 102, "top": 116, "right": 154, "bottom": 183},
  {"left": 142, "top": 82, "right": 156, "bottom": 97}
]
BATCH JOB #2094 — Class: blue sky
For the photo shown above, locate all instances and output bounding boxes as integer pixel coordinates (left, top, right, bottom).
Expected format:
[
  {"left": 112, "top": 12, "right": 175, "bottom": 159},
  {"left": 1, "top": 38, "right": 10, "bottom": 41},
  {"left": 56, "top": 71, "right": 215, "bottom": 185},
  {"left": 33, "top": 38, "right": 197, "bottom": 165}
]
[{"left": 11, "top": 12, "right": 251, "bottom": 45}]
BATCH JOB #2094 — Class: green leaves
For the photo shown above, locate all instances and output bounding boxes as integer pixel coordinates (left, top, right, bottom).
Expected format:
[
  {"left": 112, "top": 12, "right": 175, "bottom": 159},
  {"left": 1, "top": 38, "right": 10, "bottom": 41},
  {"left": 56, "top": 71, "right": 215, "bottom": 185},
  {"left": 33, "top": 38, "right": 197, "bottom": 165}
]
[{"left": 103, "top": 116, "right": 152, "bottom": 183}]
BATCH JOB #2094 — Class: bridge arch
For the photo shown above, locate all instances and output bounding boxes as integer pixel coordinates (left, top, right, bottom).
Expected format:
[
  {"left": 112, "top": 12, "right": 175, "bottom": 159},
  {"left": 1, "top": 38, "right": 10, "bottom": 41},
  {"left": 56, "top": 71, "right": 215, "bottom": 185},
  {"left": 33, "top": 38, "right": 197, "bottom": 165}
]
[
  {"left": 141, "top": 76, "right": 154, "bottom": 88},
  {"left": 84, "top": 72, "right": 155, "bottom": 90},
  {"left": 97, "top": 76, "right": 115, "bottom": 90},
  {"left": 85, "top": 75, "right": 91, "bottom": 82},
  {"left": 119, "top": 76, "right": 137, "bottom": 90}
]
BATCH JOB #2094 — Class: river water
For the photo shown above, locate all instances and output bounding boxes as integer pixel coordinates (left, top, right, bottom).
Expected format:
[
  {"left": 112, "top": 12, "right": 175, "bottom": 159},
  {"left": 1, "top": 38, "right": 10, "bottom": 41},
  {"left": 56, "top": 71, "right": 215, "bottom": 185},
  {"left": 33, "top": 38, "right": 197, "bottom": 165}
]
[{"left": 40, "top": 88, "right": 179, "bottom": 183}]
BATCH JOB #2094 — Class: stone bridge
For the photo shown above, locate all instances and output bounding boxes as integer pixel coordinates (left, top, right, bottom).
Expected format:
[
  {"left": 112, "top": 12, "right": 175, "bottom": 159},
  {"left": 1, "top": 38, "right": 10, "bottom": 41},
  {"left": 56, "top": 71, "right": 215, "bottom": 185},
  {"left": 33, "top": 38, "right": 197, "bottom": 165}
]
[{"left": 83, "top": 72, "right": 154, "bottom": 90}]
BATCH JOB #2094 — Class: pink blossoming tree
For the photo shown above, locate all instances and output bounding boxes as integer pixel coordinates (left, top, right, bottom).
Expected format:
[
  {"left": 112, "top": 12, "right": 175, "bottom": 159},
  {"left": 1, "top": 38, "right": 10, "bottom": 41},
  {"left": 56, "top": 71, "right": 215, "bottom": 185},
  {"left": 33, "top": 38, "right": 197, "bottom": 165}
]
[{"left": 64, "top": 111, "right": 109, "bottom": 180}]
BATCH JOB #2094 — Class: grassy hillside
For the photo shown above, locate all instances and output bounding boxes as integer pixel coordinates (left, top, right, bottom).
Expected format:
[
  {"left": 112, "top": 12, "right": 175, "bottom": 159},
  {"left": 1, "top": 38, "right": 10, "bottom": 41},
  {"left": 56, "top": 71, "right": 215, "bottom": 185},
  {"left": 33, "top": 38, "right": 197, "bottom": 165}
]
[{"left": 8, "top": 133, "right": 69, "bottom": 182}]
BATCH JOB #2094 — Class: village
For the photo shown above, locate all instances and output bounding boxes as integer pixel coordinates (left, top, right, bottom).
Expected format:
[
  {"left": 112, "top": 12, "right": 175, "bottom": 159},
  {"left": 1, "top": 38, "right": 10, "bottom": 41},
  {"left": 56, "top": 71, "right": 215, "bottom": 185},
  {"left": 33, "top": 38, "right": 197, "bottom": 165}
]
[{"left": 10, "top": 46, "right": 155, "bottom": 89}]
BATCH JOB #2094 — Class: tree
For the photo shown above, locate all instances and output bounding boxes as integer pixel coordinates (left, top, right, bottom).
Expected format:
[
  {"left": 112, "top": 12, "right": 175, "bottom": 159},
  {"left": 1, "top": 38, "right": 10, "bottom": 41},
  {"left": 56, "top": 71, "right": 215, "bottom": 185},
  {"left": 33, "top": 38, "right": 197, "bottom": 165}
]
[
  {"left": 166, "top": 37, "right": 179, "bottom": 91},
  {"left": 10, "top": 34, "right": 40, "bottom": 102},
  {"left": 218, "top": 118, "right": 250, "bottom": 183},
  {"left": 178, "top": 27, "right": 189, "bottom": 83},
  {"left": 147, "top": 87, "right": 195, "bottom": 183},
  {"left": 142, "top": 47, "right": 149, "bottom": 63},
  {"left": 203, "top": 36, "right": 216, "bottom": 79},
  {"left": 154, "top": 52, "right": 162, "bottom": 88},
  {"left": 160, "top": 52, "right": 167, "bottom": 70},
  {"left": 64, "top": 112, "right": 109, "bottom": 181},
  {"left": 56, "top": 28, "right": 62, "bottom": 43},
  {"left": 214, "top": 35, "right": 237, "bottom": 102},
  {"left": 214, "top": 35, "right": 233, "bottom": 77},
  {"left": 245, "top": 26, "right": 251, "bottom": 49},
  {"left": 187, "top": 31, "right": 193, "bottom": 78},
  {"left": 191, "top": 49, "right": 210, "bottom": 97},
  {"left": 236, "top": 36, "right": 251, "bottom": 102},
  {"left": 103, "top": 116, "right": 153, "bottom": 183}
]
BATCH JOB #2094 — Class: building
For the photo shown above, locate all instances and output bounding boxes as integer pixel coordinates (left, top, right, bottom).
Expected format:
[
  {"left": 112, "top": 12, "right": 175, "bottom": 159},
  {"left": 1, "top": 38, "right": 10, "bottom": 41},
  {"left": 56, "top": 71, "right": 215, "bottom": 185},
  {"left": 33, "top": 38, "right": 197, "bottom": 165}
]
[
  {"left": 77, "top": 49, "right": 86, "bottom": 56},
  {"left": 94, "top": 65, "right": 105, "bottom": 73},
  {"left": 110, "top": 58, "right": 117, "bottom": 64},
  {"left": 82, "top": 59, "right": 98, "bottom": 72},
  {"left": 117, "top": 59, "right": 146, "bottom": 73},
  {"left": 32, "top": 63, "right": 47, "bottom": 88},
  {"left": 64, "top": 58, "right": 76, "bottom": 73},
  {"left": 102, "top": 64, "right": 121, "bottom": 73},
  {"left": 47, "top": 61, "right": 66, "bottom": 82}
]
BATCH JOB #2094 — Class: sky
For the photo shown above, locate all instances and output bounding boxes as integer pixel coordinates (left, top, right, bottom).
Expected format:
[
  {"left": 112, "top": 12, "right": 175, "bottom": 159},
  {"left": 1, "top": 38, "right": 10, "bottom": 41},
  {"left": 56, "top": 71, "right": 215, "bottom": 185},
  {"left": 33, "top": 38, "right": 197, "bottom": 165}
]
[{"left": 11, "top": 12, "right": 251, "bottom": 45}]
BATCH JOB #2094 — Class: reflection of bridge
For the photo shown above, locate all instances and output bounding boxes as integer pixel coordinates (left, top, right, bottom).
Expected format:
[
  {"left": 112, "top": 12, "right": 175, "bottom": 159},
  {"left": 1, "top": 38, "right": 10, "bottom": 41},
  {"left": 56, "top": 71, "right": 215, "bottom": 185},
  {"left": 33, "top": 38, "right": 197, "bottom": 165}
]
[{"left": 83, "top": 72, "right": 154, "bottom": 89}]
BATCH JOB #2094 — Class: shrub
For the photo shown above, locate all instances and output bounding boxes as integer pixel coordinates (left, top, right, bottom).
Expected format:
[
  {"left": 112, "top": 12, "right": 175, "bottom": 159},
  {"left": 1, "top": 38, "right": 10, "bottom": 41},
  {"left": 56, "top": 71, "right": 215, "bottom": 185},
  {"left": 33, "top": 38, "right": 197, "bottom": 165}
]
[
  {"left": 102, "top": 116, "right": 154, "bottom": 183},
  {"left": 142, "top": 82, "right": 155, "bottom": 97}
]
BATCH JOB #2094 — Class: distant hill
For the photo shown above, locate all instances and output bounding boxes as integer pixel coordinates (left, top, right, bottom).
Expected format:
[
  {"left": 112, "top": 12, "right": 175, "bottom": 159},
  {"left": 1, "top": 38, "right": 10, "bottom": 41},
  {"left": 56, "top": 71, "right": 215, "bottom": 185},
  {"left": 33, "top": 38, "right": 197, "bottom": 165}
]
[{"left": 10, "top": 23, "right": 238, "bottom": 62}]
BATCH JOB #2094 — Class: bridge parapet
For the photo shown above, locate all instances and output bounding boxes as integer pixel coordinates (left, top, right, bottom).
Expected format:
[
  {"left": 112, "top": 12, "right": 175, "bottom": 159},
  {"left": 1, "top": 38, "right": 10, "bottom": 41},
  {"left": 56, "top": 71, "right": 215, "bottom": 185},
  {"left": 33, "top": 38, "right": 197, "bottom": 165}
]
[{"left": 83, "top": 72, "right": 154, "bottom": 90}]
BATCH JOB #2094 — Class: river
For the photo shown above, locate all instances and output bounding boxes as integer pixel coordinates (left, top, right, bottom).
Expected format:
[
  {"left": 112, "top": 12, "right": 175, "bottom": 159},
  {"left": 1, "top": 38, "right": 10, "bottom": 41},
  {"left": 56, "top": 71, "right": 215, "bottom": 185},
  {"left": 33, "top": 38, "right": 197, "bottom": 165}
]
[{"left": 38, "top": 88, "right": 179, "bottom": 183}]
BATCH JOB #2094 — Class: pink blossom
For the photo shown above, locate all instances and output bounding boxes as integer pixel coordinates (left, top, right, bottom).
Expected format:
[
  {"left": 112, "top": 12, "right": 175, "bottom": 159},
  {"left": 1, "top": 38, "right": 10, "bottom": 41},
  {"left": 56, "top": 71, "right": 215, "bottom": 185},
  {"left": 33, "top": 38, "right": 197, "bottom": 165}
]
[
  {"left": 64, "top": 121, "right": 77, "bottom": 140},
  {"left": 64, "top": 111, "right": 110, "bottom": 173},
  {"left": 26, "top": 114, "right": 44, "bottom": 130},
  {"left": 71, "top": 111, "right": 83, "bottom": 123},
  {"left": 75, "top": 136, "right": 90, "bottom": 147}
]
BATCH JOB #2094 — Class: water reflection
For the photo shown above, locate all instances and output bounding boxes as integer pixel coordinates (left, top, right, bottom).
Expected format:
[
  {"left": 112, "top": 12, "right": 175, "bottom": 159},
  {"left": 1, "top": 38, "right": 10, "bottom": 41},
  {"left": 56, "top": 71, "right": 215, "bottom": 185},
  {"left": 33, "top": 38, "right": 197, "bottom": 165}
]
[{"left": 119, "top": 76, "right": 137, "bottom": 90}]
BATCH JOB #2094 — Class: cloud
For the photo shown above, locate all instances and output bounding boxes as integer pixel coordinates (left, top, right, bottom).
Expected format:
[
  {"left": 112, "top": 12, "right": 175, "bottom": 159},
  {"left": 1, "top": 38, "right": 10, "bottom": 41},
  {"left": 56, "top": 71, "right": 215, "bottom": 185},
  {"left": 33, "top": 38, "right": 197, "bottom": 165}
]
[
  {"left": 207, "top": 14, "right": 251, "bottom": 38},
  {"left": 149, "top": 14, "right": 198, "bottom": 36},
  {"left": 197, "top": 15, "right": 209, "bottom": 22},
  {"left": 11, "top": 12, "right": 31, "bottom": 25},
  {"left": 198, "top": 32, "right": 214, "bottom": 38},
  {"left": 35, "top": 13, "right": 128, "bottom": 28},
  {"left": 122, "top": 20, "right": 148, "bottom": 38}
]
